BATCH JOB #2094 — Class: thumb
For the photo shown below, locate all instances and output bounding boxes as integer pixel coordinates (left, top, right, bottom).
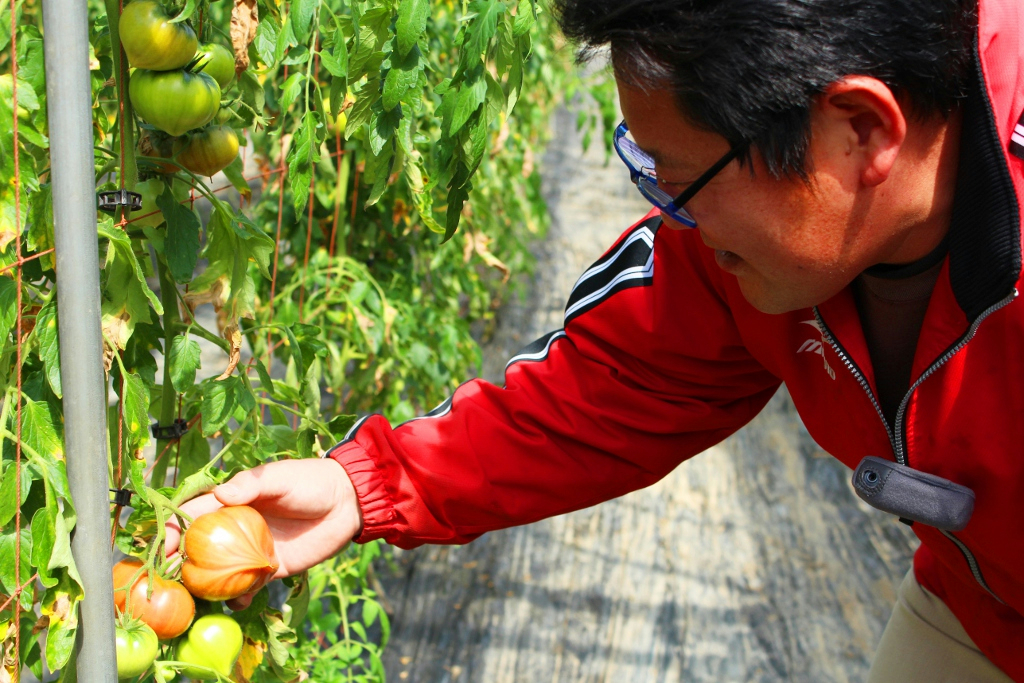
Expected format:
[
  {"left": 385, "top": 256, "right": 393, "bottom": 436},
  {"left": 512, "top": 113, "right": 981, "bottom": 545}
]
[{"left": 213, "top": 469, "right": 262, "bottom": 506}]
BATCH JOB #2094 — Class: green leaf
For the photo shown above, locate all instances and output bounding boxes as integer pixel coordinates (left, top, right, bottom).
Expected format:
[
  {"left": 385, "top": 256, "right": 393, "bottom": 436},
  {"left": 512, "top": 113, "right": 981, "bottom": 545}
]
[
  {"left": 382, "top": 45, "right": 421, "bottom": 111},
  {"left": 275, "top": 13, "right": 299, "bottom": 64},
  {"left": 395, "top": 0, "right": 430, "bottom": 58},
  {"left": 168, "top": 334, "right": 202, "bottom": 393},
  {"left": 512, "top": 0, "right": 535, "bottom": 37},
  {"left": 444, "top": 184, "right": 470, "bottom": 242},
  {"left": 99, "top": 219, "right": 163, "bottom": 351},
  {"left": 158, "top": 186, "right": 201, "bottom": 285},
  {"left": 288, "top": 111, "right": 322, "bottom": 213},
  {"left": 201, "top": 376, "right": 252, "bottom": 436},
  {"left": 174, "top": 424, "right": 211, "bottom": 482},
  {"left": 290, "top": 0, "right": 318, "bottom": 46},
  {"left": 47, "top": 502, "right": 77, "bottom": 577},
  {"left": 464, "top": 0, "right": 502, "bottom": 61},
  {"left": 254, "top": 358, "right": 275, "bottom": 395},
  {"left": 0, "top": 527, "right": 32, "bottom": 596},
  {"left": 30, "top": 504, "right": 57, "bottom": 587},
  {"left": 345, "top": 78, "right": 378, "bottom": 139},
  {"left": 319, "top": 46, "right": 347, "bottom": 79},
  {"left": 28, "top": 183, "right": 55, "bottom": 270},
  {"left": 255, "top": 18, "right": 279, "bottom": 68},
  {"left": 278, "top": 72, "right": 306, "bottom": 115},
  {"left": 42, "top": 572, "right": 83, "bottom": 671},
  {"left": 327, "top": 414, "right": 358, "bottom": 440},
  {"left": 0, "top": 276, "right": 18, "bottom": 345},
  {"left": 450, "top": 74, "right": 487, "bottom": 135},
  {"left": 222, "top": 155, "right": 252, "bottom": 200},
  {"left": 128, "top": 457, "right": 149, "bottom": 503},
  {"left": 122, "top": 372, "right": 151, "bottom": 448},
  {"left": 22, "top": 397, "right": 63, "bottom": 460},
  {"left": 296, "top": 427, "right": 315, "bottom": 458},
  {"left": 238, "top": 71, "right": 267, "bottom": 128},
  {"left": 0, "top": 460, "right": 32, "bottom": 528},
  {"left": 362, "top": 598, "right": 379, "bottom": 627},
  {"left": 35, "top": 300, "right": 62, "bottom": 398}
]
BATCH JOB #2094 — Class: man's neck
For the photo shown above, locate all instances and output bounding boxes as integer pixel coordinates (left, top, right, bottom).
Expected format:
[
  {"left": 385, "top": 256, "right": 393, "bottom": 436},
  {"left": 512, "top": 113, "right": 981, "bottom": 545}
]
[{"left": 874, "top": 107, "right": 963, "bottom": 267}]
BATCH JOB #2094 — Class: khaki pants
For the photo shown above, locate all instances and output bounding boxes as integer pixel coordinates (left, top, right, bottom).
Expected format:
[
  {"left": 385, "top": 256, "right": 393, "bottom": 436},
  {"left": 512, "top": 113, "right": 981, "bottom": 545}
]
[{"left": 868, "top": 569, "right": 1014, "bottom": 683}]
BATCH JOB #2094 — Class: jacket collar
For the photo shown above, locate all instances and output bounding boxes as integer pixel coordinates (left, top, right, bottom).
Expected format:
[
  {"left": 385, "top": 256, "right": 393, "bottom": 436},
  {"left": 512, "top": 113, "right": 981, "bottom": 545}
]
[{"left": 947, "top": 37, "right": 1022, "bottom": 322}]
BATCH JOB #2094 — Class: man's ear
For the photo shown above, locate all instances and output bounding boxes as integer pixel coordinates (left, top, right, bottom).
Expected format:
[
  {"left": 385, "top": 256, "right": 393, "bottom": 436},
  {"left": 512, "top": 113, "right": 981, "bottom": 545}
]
[{"left": 815, "top": 76, "right": 907, "bottom": 187}]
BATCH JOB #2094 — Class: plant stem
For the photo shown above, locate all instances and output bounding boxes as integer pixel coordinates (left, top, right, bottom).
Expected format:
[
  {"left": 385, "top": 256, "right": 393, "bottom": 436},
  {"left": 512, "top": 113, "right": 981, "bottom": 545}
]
[
  {"left": 152, "top": 259, "right": 181, "bottom": 488},
  {"left": 102, "top": 0, "right": 137, "bottom": 191}
]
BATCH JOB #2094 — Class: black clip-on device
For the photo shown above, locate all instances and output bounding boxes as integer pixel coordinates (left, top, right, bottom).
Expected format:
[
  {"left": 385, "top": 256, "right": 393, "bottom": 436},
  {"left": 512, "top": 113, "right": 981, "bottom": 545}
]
[{"left": 852, "top": 456, "right": 975, "bottom": 531}]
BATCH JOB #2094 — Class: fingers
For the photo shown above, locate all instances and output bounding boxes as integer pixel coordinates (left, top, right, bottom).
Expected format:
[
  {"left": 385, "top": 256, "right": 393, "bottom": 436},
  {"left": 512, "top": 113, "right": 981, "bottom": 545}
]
[
  {"left": 226, "top": 592, "right": 255, "bottom": 611},
  {"left": 163, "top": 492, "right": 224, "bottom": 556},
  {"left": 212, "top": 459, "right": 347, "bottom": 518}
]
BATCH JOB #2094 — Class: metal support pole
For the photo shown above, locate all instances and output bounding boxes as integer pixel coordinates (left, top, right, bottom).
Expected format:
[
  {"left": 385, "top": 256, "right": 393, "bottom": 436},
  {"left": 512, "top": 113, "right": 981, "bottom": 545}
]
[{"left": 42, "top": 0, "right": 118, "bottom": 677}]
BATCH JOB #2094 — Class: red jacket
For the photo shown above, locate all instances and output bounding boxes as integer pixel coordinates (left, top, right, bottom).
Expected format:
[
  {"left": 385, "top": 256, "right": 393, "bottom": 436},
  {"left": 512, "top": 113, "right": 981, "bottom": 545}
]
[{"left": 330, "top": 0, "right": 1024, "bottom": 675}]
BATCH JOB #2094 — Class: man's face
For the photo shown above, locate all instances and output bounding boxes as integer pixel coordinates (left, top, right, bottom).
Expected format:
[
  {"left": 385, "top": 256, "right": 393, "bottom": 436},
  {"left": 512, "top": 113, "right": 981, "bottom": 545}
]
[{"left": 617, "top": 81, "right": 896, "bottom": 314}]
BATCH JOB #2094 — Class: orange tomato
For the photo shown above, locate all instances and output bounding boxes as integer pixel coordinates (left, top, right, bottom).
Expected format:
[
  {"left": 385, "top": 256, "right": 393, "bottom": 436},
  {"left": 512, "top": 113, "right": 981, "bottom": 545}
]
[
  {"left": 113, "top": 559, "right": 195, "bottom": 639},
  {"left": 181, "top": 506, "right": 279, "bottom": 601}
]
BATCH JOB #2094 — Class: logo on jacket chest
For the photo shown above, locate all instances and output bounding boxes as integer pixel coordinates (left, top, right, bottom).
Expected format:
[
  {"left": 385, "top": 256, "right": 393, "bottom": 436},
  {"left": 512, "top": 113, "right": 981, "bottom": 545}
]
[{"left": 797, "top": 319, "right": 836, "bottom": 380}]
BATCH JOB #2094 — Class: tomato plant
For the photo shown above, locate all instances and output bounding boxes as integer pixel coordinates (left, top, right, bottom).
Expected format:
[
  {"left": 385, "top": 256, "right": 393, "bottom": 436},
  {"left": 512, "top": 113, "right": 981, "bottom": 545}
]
[
  {"left": 181, "top": 505, "right": 278, "bottom": 601},
  {"left": 116, "top": 619, "right": 160, "bottom": 680},
  {"left": 119, "top": 0, "right": 198, "bottom": 71},
  {"left": 0, "top": 0, "right": 610, "bottom": 679},
  {"left": 175, "top": 614, "right": 243, "bottom": 681}
]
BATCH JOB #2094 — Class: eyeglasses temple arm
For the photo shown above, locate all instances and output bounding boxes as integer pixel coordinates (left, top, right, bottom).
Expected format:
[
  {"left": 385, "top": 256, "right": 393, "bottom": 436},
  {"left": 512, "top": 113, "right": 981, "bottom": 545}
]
[{"left": 669, "top": 144, "right": 747, "bottom": 211}]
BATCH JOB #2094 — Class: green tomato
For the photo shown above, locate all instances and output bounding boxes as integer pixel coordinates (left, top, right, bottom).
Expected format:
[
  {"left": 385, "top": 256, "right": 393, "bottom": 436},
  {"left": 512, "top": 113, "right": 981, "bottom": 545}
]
[
  {"left": 173, "top": 125, "right": 239, "bottom": 178},
  {"left": 115, "top": 622, "right": 159, "bottom": 680},
  {"left": 119, "top": 0, "right": 198, "bottom": 71},
  {"left": 195, "top": 43, "right": 236, "bottom": 90},
  {"left": 129, "top": 69, "right": 221, "bottom": 137},
  {"left": 176, "top": 614, "right": 243, "bottom": 681}
]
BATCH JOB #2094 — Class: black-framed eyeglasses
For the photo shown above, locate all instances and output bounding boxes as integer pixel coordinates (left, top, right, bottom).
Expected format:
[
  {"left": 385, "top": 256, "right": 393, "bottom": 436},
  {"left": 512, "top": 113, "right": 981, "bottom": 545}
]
[{"left": 612, "top": 120, "right": 746, "bottom": 228}]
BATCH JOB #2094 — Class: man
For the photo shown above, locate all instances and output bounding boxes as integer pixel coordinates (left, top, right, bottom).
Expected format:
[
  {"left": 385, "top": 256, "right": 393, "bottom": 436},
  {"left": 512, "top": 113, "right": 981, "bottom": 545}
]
[{"left": 168, "top": 0, "right": 1024, "bottom": 678}]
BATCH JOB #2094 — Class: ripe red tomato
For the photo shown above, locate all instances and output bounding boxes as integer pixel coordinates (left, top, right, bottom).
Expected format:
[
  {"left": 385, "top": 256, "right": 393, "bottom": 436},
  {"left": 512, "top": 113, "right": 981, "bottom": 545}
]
[
  {"left": 119, "top": 0, "right": 198, "bottom": 71},
  {"left": 181, "top": 505, "right": 279, "bottom": 602},
  {"left": 173, "top": 125, "right": 239, "bottom": 178},
  {"left": 196, "top": 43, "right": 236, "bottom": 90},
  {"left": 129, "top": 68, "right": 221, "bottom": 137},
  {"left": 112, "top": 558, "right": 195, "bottom": 639}
]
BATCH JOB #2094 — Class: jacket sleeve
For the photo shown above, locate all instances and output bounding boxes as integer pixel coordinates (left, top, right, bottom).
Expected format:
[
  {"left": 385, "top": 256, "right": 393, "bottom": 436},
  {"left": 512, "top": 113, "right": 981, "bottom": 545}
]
[{"left": 327, "top": 211, "right": 781, "bottom": 548}]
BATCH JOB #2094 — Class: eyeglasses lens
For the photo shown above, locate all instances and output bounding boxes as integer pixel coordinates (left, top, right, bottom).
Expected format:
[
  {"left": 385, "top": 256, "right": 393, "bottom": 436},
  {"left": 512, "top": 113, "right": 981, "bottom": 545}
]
[{"left": 615, "top": 123, "right": 698, "bottom": 227}]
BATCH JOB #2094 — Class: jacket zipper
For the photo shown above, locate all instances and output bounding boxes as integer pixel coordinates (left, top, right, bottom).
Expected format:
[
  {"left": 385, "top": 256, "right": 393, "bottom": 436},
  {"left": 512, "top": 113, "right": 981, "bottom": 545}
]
[{"left": 812, "top": 289, "right": 1017, "bottom": 603}]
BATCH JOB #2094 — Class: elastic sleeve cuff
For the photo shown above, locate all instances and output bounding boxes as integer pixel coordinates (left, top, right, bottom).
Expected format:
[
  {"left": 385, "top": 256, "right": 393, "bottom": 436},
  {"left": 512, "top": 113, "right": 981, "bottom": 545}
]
[{"left": 327, "top": 439, "right": 398, "bottom": 543}]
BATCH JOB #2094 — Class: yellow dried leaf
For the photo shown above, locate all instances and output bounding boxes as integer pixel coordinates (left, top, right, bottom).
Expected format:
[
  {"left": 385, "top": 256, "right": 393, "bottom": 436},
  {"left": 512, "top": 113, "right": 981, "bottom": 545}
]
[
  {"left": 231, "top": 0, "right": 259, "bottom": 73},
  {"left": 233, "top": 638, "right": 266, "bottom": 683},
  {"left": 216, "top": 324, "right": 243, "bottom": 380}
]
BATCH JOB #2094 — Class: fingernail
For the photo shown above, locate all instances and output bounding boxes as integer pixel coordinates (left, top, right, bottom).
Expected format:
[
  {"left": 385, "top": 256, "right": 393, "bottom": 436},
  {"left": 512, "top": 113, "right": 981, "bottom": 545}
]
[{"left": 217, "top": 483, "right": 239, "bottom": 499}]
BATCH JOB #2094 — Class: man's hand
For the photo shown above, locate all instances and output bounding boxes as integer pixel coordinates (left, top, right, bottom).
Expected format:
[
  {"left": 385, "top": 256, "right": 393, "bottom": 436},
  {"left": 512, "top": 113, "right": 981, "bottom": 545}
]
[{"left": 164, "top": 457, "right": 363, "bottom": 609}]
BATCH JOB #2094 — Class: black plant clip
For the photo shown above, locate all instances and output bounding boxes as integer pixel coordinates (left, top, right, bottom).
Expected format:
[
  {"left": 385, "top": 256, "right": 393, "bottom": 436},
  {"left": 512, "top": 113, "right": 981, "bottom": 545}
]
[
  {"left": 110, "top": 488, "right": 133, "bottom": 507},
  {"left": 151, "top": 418, "right": 190, "bottom": 441},
  {"left": 97, "top": 189, "right": 142, "bottom": 214}
]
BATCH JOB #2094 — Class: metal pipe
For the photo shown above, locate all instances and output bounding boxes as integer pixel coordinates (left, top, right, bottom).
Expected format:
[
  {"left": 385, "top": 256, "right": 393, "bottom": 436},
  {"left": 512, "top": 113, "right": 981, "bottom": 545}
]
[{"left": 42, "top": 0, "right": 118, "bottom": 677}]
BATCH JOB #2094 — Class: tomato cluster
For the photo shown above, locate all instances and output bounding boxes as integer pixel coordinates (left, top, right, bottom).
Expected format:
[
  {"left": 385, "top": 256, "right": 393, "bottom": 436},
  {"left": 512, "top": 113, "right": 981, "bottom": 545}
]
[
  {"left": 112, "top": 505, "right": 276, "bottom": 680},
  {"left": 121, "top": 0, "right": 240, "bottom": 177}
]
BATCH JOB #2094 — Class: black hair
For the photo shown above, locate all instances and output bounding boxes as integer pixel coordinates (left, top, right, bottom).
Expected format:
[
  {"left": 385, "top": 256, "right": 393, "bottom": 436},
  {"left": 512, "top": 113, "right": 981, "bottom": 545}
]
[{"left": 556, "top": 0, "right": 978, "bottom": 177}]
